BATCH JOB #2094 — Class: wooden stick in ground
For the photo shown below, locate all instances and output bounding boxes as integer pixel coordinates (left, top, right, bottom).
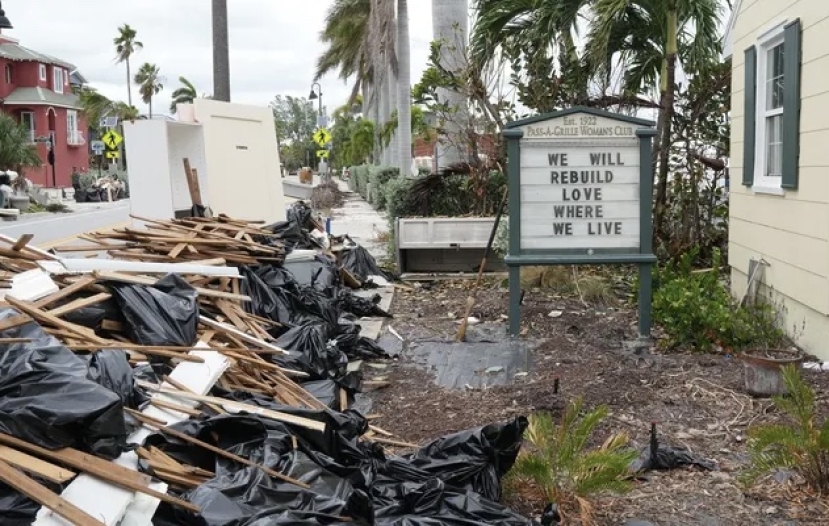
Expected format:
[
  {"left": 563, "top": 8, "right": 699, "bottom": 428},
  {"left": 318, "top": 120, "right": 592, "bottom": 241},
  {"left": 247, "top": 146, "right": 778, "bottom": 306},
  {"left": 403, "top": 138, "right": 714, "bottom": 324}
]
[
  {"left": 0, "top": 459, "right": 105, "bottom": 526},
  {"left": 456, "top": 186, "right": 508, "bottom": 342},
  {"left": 125, "top": 408, "right": 310, "bottom": 489}
]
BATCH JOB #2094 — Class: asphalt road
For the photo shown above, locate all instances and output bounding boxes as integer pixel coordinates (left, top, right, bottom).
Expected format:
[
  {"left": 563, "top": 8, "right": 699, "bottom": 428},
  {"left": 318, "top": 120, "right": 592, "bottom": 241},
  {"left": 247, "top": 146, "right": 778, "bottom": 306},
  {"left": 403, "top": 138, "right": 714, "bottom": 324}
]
[{"left": 0, "top": 202, "right": 131, "bottom": 248}]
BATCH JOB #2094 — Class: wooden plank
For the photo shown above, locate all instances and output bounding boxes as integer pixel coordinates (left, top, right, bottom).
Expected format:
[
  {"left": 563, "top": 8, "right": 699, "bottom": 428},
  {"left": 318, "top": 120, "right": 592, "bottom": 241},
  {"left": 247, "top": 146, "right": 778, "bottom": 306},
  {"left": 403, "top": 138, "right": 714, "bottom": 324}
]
[
  {"left": 182, "top": 158, "right": 203, "bottom": 207},
  {"left": 33, "top": 276, "right": 98, "bottom": 309},
  {"left": 4, "top": 297, "right": 107, "bottom": 344},
  {"left": 94, "top": 271, "right": 251, "bottom": 302},
  {"left": 0, "top": 459, "right": 105, "bottom": 526},
  {"left": 11, "top": 234, "right": 35, "bottom": 252},
  {"left": 0, "top": 446, "right": 76, "bottom": 484},
  {"left": 137, "top": 385, "right": 327, "bottom": 432},
  {"left": 46, "top": 292, "right": 112, "bottom": 318}
]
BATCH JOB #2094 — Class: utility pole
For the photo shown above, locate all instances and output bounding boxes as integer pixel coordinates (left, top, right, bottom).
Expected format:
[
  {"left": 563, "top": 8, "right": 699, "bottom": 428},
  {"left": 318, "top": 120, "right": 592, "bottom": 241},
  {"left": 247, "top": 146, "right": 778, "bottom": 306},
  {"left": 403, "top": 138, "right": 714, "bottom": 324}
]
[{"left": 211, "top": 0, "right": 230, "bottom": 101}]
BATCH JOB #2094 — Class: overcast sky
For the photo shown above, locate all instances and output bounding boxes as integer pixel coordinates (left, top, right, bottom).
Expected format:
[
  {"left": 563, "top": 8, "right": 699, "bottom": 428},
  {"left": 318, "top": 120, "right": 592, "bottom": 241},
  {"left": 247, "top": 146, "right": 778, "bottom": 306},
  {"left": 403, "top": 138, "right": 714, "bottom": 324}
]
[{"left": 1, "top": 0, "right": 434, "bottom": 115}]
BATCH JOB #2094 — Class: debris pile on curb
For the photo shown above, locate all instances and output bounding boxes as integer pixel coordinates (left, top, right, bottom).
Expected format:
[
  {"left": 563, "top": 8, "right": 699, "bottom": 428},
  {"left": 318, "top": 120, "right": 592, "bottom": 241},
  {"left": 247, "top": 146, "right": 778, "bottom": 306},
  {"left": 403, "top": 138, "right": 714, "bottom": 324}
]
[{"left": 0, "top": 203, "right": 534, "bottom": 526}]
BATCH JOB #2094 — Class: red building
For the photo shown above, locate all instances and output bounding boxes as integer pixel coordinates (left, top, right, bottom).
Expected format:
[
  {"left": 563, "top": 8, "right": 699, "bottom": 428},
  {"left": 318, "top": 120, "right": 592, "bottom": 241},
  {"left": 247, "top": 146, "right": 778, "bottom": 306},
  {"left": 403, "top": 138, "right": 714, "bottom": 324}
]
[{"left": 0, "top": 34, "right": 88, "bottom": 187}]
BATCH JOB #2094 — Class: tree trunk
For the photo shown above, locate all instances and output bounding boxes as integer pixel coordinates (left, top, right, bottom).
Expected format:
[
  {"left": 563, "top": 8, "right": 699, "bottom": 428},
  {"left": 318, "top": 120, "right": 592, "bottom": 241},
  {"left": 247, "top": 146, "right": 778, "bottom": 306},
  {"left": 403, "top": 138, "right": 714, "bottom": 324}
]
[
  {"left": 389, "top": 61, "right": 399, "bottom": 168},
  {"left": 654, "top": 7, "right": 678, "bottom": 241},
  {"left": 126, "top": 59, "right": 132, "bottom": 106},
  {"left": 432, "top": 0, "right": 468, "bottom": 170},
  {"left": 212, "top": 0, "right": 231, "bottom": 102},
  {"left": 397, "top": 0, "right": 412, "bottom": 176},
  {"left": 149, "top": 98, "right": 153, "bottom": 118},
  {"left": 381, "top": 69, "right": 391, "bottom": 166}
]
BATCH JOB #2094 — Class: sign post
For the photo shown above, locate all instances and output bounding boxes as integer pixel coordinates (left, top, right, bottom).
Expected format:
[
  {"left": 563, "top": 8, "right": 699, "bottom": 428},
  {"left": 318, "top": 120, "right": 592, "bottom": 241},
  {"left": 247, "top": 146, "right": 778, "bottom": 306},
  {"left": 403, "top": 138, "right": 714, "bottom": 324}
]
[
  {"left": 504, "top": 107, "right": 657, "bottom": 342},
  {"left": 91, "top": 140, "right": 105, "bottom": 177}
]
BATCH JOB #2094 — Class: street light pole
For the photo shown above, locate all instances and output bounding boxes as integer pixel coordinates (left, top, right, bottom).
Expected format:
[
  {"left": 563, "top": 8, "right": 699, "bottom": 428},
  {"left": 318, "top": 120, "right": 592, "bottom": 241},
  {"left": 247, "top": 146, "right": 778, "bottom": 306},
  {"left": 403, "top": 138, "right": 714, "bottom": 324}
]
[
  {"left": 211, "top": 0, "right": 230, "bottom": 101},
  {"left": 309, "top": 82, "right": 323, "bottom": 118},
  {"left": 309, "top": 83, "right": 323, "bottom": 172}
]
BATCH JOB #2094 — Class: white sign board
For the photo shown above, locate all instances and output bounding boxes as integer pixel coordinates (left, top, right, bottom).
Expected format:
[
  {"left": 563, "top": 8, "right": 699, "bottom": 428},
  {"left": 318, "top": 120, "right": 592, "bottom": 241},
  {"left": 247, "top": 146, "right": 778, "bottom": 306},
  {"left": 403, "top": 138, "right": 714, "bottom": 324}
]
[
  {"left": 91, "top": 140, "right": 105, "bottom": 154},
  {"left": 518, "top": 112, "right": 641, "bottom": 251}
]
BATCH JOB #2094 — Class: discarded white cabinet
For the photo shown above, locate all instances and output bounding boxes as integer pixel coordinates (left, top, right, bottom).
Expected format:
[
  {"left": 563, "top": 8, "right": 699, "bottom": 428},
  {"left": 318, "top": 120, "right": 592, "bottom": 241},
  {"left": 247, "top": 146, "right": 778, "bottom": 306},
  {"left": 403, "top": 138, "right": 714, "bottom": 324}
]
[
  {"left": 124, "top": 99, "right": 286, "bottom": 225},
  {"left": 122, "top": 119, "right": 210, "bottom": 222},
  {"left": 395, "top": 217, "right": 505, "bottom": 273}
]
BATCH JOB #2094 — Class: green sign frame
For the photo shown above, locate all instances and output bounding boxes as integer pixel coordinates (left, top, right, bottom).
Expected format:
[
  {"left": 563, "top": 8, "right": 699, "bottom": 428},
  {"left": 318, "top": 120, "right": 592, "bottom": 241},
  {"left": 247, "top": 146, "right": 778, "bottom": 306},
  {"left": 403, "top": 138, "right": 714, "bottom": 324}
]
[{"left": 504, "top": 106, "right": 657, "bottom": 341}]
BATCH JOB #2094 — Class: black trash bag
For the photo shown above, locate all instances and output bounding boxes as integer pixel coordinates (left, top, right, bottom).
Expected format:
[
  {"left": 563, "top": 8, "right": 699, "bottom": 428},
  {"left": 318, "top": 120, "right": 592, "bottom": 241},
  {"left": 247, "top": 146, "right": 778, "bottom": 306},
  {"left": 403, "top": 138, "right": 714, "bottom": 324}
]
[
  {"left": 631, "top": 424, "right": 717, "bottom": 473},
  {"left": 540, "top": 503, "right": 562, "bottom": 525},
  {"left": 382, "top": 417, "right": 528, "bottom": 502},
  {"left": 274, "top": 325, "right": 347, "bottom": 380},
  {"left": 255, "top": 265, "right": 299, "bottom": 292},
  {"left": 371, "top": 478, "right": 534, "bottom": 526},
  {"left": 295, "top": 286, "right": 340, "bottom": 331},
  {"left": 287, "top": 201, "right": 315, "bottom": 230},
  {"left": 265, "top": 220, "right": 315, "bottom": 251},
  {"left": 0, "top": 310, "right": 127, "bottom": 458},
  {"left": 145, "top": 415, "right": 373, "bottom": 526},
  {"left": 61, "top": 295, "right": 122, "bottom": 332},
  {"left": 239, "top": 266, "right": 289, "bottom": 323},
  {"left": 0, "top": 477, "right": 67, "bottom": 526},
  {"left": 341, "top": 245, "right": 395, "bottom": 282},
  {"left": 109, "top": 273, "right": 199, "bottom": 347},
  {"left": 86, "top": 349, "right": 144, "bottom": 408},
  {"left": 333, "top": 288, "right": 393, "bottom": 318},
  {"left": 301, "top": 379, "right": 361, "bottom": 410},
  {"left": 332, "top": 320, "right": 389, "bottom": 361}
]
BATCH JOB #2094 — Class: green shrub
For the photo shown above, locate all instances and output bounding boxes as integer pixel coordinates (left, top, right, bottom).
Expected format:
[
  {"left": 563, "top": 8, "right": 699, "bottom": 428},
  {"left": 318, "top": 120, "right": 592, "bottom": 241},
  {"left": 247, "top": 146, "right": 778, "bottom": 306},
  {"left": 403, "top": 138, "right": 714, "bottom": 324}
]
[
  {"left": 368, "top": 166, "right": 399, "bottom": 209},
  {"left": 384, "top": 176, "right": 417, "bottom": 221},
  {"left": 652, "top": 249, "right": 786, "bottom": 352},
  {"left": 350, "top": 165, "right": 370, "bottom": 197},
  {"left": 743, "top": 365, "right": 829, "bottom": 494},
  {"left": 509, "top": 399, "right": 636, "bottom": 524}
]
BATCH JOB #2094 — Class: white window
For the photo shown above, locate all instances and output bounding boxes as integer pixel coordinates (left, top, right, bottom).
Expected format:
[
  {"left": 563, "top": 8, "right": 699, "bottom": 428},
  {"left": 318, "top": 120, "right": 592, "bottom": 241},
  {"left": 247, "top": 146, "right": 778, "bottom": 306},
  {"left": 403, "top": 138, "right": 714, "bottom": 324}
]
[
  {"left": 20, "top": 112, "right": 35, "bottom": 143},
  {"left": 753, "top": 23, "right": 786, "bottom": 192},
  {"left": 39, "top": 64, "right": 46, "bottom": 81},
  {"left": 4, "top": 64, "right": 11, "bottom": 84},
  {"left": 53, "top": 67, "right": 64, "bottom": 94},
  {"left": 66, "top": 110, "right": 79, "bottom": 144}
]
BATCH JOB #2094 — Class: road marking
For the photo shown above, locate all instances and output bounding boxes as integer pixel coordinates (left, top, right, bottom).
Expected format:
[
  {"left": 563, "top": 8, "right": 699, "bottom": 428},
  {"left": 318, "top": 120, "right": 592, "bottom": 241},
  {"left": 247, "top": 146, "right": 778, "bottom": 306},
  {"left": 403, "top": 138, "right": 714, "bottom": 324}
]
[{"left": 38, "top": 220, "right": 130, "bottom": 249}]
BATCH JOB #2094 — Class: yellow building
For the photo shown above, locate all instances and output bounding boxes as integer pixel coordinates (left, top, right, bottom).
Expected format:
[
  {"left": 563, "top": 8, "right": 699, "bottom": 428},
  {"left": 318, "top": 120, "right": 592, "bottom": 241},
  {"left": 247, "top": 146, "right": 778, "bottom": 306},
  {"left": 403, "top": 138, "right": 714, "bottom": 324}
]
[{"left": 725, "top": 1, "right": 829, "bottom": 359}]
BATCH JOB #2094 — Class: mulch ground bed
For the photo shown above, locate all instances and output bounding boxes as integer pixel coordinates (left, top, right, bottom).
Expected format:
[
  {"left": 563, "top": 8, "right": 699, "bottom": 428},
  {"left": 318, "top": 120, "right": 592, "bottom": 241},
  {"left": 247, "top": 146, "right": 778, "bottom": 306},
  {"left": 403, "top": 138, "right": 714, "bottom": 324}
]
[{"left": 366, "top": 277, "right": 829, "bottom": 526}]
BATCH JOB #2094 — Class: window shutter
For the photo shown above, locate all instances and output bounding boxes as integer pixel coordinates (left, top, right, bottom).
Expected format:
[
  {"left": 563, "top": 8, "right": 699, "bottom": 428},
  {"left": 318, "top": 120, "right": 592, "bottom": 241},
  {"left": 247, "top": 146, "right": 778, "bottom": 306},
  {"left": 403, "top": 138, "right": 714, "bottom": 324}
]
[
  {"left": 742, "top": 46, "right": 757, "bottom": 186},
  {"left": 781, "top": 19, "right": 802, "bottom": 189}
]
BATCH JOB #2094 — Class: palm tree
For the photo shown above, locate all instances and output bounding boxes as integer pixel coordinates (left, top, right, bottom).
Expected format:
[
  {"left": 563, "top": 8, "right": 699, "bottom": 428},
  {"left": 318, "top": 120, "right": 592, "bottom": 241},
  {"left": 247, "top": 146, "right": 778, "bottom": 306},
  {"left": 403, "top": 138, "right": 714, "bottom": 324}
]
[
  {"left": 212, "top": 0, "right": 230, "bottom": 101},
  {"left": 316, "top": 0, "right": 372, "bottom": 106},
  {"left": 113, "top": 24, "right": 143, "bottom": 106},
  {"left": 471, "top": 0, "right": 589, "bottom": 110},
  {"left": 397, "top": 0, "right": 412, "bottom": 176},
  {"left": 0, "top": 114, "right": 42, "bottom": 173},
  {"left": 134, "top": 63, "right": 164, "bottom": 117},
  {"left": 586, "top": 0, "right": 723, "bottom": 236},
  {"left": 432, "top": 0, "right": 469, "bottom": 169},
  {"left": 170, "top": 76, "right": 199, "bottom": 113}
]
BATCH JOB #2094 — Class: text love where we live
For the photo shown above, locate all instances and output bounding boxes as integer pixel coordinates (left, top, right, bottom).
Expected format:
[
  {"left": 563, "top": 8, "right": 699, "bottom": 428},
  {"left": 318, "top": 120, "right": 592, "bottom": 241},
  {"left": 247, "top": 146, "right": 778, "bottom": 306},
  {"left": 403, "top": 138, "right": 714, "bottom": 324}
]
[{"left": 546, "top": 151, "right": 632, "bottom": 237}]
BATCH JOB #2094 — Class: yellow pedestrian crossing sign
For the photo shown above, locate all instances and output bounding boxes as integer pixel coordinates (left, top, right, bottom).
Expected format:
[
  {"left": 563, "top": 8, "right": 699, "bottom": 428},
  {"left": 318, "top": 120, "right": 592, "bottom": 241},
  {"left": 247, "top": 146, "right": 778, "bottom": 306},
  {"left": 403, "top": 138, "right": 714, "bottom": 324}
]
[
  {"left": 316, "top": 149, "right": 329, "bottom": 159},
  {"left": 106, "top": 151, "right": 120, "bottom": 159},
  {"left": 101, "top": 129, "right": 123, "bottom": 150},
  {"left": 313, "top": 128, "right": 331, "bottom": 147}
]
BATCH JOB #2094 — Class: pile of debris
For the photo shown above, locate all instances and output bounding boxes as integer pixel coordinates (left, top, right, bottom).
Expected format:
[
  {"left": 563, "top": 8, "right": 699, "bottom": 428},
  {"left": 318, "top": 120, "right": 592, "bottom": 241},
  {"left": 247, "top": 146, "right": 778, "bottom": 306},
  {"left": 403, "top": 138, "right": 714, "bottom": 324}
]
[{"left": 0, "top": 202, "right": 534, "bottom": 526}]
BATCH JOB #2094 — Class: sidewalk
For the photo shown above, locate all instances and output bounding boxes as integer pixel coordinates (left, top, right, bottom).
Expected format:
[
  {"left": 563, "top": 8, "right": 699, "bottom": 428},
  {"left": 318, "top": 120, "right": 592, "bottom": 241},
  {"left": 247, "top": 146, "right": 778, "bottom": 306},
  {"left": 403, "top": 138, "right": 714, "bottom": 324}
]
[{"left": 327, "top": 178, "right": 389, "bottom": 262}]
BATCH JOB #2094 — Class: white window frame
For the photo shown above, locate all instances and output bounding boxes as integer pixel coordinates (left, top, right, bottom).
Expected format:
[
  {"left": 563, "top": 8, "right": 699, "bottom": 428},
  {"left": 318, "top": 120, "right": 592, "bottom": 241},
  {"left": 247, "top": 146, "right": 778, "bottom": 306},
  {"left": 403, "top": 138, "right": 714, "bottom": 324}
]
[
  {"left": 20, "top": 111, "right": 35, "bottom": 143},
  {"left": 53, "top": 67, "right": 64, "bottom": 94},
  {"left": 4, "top": 64, "right": 11, "bottom": 84},
  {"left": 39, "top": 64, "right": 46, "bottom": 81},
  {"left": 753, "top": 20, "right": 788, "bottom": 195},
  {"left": 66, "top": 109, "right": 78, "bottom": 144}
]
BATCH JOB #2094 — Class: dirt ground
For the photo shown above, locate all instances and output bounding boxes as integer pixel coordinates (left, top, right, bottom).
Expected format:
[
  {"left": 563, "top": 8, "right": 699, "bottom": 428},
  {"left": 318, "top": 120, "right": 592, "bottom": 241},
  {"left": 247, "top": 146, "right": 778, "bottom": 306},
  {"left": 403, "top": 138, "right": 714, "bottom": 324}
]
[{"left": 366, "top": 275, "right": 829, "bottom": 526}]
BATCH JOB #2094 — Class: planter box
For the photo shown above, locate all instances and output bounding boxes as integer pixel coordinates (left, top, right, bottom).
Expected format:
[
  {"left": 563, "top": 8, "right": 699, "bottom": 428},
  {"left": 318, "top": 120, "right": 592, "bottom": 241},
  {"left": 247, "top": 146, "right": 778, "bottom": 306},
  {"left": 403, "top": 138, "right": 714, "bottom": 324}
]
[
  {"left": 282, "top": 180, "right": 314, "bottom": 200},
  {"left": 395, "top": 217, "right": 505, "bottom": 273}
]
